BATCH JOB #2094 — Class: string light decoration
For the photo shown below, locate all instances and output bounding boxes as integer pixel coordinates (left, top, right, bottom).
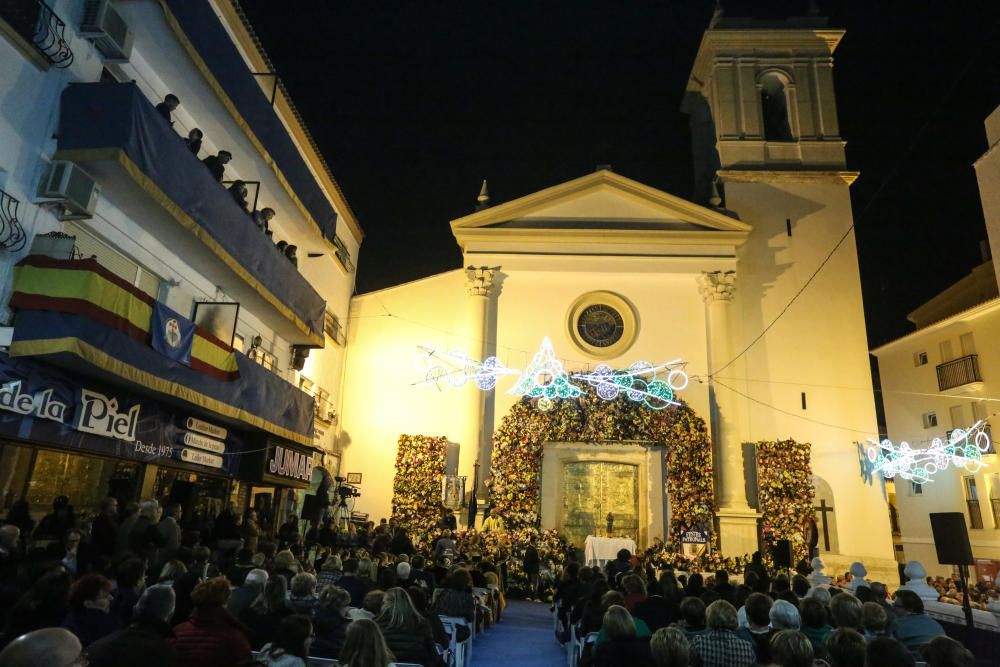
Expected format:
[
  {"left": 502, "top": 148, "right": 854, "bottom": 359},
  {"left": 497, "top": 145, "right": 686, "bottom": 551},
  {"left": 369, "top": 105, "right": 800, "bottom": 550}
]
[
  {"left": 415, "top": 336, "right": 689, "bottom": 412},
  {"left": 866, "top": 420, "right": 993, "bottom": 484}
]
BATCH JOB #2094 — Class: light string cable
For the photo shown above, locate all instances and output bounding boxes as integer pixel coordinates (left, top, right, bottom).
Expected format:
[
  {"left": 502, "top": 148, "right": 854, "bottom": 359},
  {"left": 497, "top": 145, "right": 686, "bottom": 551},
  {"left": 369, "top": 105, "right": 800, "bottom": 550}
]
[{"left": 707, "top": 28, "right": 997, "bottom": 380}]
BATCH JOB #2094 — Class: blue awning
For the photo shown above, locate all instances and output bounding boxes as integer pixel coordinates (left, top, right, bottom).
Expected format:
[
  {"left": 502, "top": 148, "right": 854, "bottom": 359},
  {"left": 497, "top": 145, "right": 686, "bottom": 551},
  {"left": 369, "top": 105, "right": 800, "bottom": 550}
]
[
  {"left": 55, "top": 81, "right": 326, "bottom": 344},
  {"left": 162, "top": 0, "right": 340, "bottom": 243}
]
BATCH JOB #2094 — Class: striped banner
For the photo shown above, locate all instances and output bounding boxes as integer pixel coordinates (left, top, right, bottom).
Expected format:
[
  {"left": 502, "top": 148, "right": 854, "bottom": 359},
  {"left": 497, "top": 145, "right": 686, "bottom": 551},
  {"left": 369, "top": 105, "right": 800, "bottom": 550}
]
[{"left": 11, "top": 256, "right": 238, "bottom": 381}]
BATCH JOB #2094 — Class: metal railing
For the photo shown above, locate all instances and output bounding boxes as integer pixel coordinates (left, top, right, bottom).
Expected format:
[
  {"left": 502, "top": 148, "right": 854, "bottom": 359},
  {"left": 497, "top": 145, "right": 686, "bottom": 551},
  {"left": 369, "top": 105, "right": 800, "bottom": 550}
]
[
  {"left": 937, "top": 355, "right": 982, "bottom": 391},
  {"left": 967, "top": 499, "right": 984, "bottom": 530},
  {"left": 991, "top": 498, "right": 1000, "bottom": 528},
  {"left": 0, "top": 0, "right": 73, "bottom": 68},
  {"left": 0, "top": 189, "right": 26, "bottom": 252}
]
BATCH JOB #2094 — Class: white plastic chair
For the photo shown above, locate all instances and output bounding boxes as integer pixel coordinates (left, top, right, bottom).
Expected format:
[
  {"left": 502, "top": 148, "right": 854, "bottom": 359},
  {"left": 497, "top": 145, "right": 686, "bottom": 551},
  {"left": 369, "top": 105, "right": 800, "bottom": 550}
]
[{"left": 439, "top": 615, "right": 473, "bottom": 667}]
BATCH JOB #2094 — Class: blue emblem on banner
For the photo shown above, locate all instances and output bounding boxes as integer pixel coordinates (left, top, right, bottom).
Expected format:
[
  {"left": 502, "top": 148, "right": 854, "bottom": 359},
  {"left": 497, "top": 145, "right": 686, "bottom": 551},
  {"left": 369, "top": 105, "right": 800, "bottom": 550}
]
[{"left": 151, "top": 302, "right": 194, "bottom": 365}]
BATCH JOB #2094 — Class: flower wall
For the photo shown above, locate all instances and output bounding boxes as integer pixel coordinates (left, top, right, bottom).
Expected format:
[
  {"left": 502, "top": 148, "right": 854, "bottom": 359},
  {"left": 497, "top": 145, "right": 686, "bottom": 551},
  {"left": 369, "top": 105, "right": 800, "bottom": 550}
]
[
  {"left": 391, "top": 434, "right": 447, "bottom": 549},
  {"left": 756, "top": 438, "right": 814, "bottom": 564},
  {"left": 489, "top": 390, "right": 715, "bottom": 550}
]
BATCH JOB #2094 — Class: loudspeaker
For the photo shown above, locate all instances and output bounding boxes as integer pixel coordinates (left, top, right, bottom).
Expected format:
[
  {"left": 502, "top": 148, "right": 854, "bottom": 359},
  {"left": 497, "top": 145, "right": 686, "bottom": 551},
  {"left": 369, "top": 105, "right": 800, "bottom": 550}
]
[
  {"left": 771, "top": 539, "right": 793, "bottom": 568},
  {"left": 929, "top": 512, "right": 974, "bottom": 565},
  {"left": 301, "top": 494, "right": 323, "bottom": 524}
]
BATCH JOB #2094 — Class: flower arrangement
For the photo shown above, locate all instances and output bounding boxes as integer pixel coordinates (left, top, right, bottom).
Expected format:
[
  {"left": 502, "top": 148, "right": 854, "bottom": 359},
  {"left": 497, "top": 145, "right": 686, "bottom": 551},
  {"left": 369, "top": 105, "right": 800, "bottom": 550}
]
[
  {"left": 646, "top": 546, "right": 750, "bottom": 573},
  {"left": 453, "top": 526, "right": 571, "bottom": 596},
  {"left": 756, "top": 439, "right": 815, "bottom": 564},
  {"left": 488, "top": 389, "right": 715, "bottom": 551},
  {"left": 391, "top": 434, "right": 447, "bottom": 550}
]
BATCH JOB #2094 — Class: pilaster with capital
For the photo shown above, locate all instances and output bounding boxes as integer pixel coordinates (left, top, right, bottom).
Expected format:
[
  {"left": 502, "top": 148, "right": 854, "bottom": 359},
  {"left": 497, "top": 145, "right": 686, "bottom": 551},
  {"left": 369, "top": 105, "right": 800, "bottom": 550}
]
[
  {"left": 460, "top": 266, "right": 499, "bottom": 522},
  {"left": 699, "top": 271, "right": 758, "bottom": 555}
]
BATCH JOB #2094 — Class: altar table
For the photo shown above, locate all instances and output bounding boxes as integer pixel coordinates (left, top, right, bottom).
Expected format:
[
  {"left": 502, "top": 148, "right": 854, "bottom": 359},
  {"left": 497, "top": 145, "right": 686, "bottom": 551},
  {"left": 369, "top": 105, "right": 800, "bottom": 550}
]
[{"left": 584, "top": 535, "right": 638, "bottom": 568}]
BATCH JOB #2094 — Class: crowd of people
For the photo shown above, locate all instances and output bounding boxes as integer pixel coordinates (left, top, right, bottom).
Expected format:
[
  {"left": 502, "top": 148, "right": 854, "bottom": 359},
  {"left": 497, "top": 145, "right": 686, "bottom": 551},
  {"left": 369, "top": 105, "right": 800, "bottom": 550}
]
[
  {"left": 554, "top": 548, "right": 978, "bottom": 667},
  {"left": 154, "top": 93, "right": 299, "bottom": 268},
  {"left": 0, "top": 495, "right": 501, "bottom": 667}
]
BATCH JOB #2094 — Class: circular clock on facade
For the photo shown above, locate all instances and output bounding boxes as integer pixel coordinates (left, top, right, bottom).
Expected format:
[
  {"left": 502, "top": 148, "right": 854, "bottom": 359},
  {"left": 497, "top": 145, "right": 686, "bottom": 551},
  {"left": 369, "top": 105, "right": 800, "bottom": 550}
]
[{"left": 567, "top": 291, "right": 637, "bottom": 359}]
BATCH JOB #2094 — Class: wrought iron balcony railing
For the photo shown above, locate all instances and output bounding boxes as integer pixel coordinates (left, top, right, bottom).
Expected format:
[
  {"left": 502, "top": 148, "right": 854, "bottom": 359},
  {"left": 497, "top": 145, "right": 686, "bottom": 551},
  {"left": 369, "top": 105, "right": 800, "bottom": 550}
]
[
  {"left": 0, "top": 189, "right": 26, "bottom": 252},
  {"left": 967, "top": 499, "right": 984, "bottom": 530},
  {"left": 937, "top": 354, "right": 982, "bottom": 392},
  {"left": 991, "top": 498, "right": 1000, "bottom": 528},
  {"left": 0, "top": 0, "right": 73, "bottom": 68}
]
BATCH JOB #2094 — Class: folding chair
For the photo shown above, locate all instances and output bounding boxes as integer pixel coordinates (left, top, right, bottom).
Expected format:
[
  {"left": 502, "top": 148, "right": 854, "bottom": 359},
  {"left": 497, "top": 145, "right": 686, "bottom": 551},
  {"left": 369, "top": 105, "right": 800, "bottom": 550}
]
[{"left": 439, "top": 615, "right": 473, "bottom": 667}]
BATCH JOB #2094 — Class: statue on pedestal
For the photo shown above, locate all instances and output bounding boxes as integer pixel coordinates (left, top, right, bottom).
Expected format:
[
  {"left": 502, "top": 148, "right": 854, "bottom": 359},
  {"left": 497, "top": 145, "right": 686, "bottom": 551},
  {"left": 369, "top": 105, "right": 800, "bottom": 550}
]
[
  {"left": 901, "top": 561, "right": 940, "bottom": 602},
  {"left": 606, "top": 512, "right": 614, "bottom": 536},
  {"left": 808, "top": 556, "right": 832, "bottom": 587}
]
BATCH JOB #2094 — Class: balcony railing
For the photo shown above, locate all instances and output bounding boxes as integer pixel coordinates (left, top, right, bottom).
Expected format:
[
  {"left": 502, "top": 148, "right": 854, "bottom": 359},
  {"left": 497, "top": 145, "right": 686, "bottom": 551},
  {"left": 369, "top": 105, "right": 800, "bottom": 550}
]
[
  {"left": 937, "top": 354, "right": 982, "bottom": 391},
  {"left": 0, "top": 0, "right": 73, "bottom": 68},
  {"left": 991, "top": 498, "right": 1000, "bottom": 528},
  {"left": 54, "top": 82, "right": 326, "bottom": 346},
  {"left": 967, "top": 499, "right": 984, "bottom": 530}
]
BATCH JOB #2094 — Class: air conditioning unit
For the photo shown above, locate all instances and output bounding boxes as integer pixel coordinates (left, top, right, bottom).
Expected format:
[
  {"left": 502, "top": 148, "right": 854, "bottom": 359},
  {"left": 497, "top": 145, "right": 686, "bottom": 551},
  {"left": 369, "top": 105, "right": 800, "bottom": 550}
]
[
  {"left": 80, "top": 0, "right": 133, "bottom": 63},
  {"left": 38, "top": 161, "right": 99, "bottom": 220}
]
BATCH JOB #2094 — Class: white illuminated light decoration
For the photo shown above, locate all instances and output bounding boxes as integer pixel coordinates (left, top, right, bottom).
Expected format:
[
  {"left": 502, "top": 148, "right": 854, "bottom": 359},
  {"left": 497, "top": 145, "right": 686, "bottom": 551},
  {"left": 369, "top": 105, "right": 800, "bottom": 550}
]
[
  {"left": 415, "top": 336, "right": 689, "bottom": 412},
  {"left": 866, "top": 420, "right": 993, "bottom": 484}
]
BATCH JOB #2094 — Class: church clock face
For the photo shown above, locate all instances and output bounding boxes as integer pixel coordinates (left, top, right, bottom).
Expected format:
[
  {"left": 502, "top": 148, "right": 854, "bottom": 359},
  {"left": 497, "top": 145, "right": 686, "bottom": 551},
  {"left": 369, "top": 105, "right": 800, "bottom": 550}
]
[
  {"left": 576, "top": 304, "right": 625, "bottom": 348},
  {"left": 566, "top": 291, "right": 637, "bottom": 360}
]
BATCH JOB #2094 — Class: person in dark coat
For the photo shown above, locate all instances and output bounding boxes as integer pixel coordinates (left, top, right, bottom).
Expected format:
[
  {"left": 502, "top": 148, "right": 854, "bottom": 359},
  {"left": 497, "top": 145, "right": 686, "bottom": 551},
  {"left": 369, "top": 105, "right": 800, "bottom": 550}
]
[
  {"left": 110, "top": 558, "right": 145, "bottom": 626},
  {"left": 91, "top": 498, "right": 119, "bottom": 559},
  {"left": 62, "top": 574, "right": 120, "bottom": 647},
  {"left": 389, "top": 528, "right": 414, "bottom": 556},
  {"left": 154, "top": 94, "right": 179, "bottom": 126},
  {"left": 185, "top": 128, "right": 203, "bottom": 156},
  {"left": 310, "top": 585, "right": 351, "bottom": 661},
  {"left": 201, "top": 151, "right": 232, "bottom": 182},
  {"left": 336, "top": 559, "right": 372, "bottom": 608},
  {"left": 1, "top": 570, "right": 71, "bottom": 645},
  {"left": 170, "top": 577, "right": 251, "bottom": 667},
  {"left": 239, "top": 575, "right": 296, "bottom": 651},
  {"left": 523, "top": 538, "right": 541, "bottom": 601},
  {"left": 712, "top": 570, "right": 736, "bottom": 603},
  {"left": 591, "top": 605, "right": 655, "bottom": 667},
  {"left": 36, "top": 495, "right": 75, "bottom": 541},
  {"left": 375, "top": 588, "right": 439, "bottom": 667},
  {"left": 128, "top": 500, "right": 163, "bottom": 562},
  {"left": 605, "top": 548, "right": 632, "bottom": 585},
  {"left": 225, "top": 569, "right": 268, "bottom": 620},
  {"left": 171, "top": 547, "right": 209, "bottom": 625},
  {"left": 86, "top": 584, "right": 178, "bottom": 667}
]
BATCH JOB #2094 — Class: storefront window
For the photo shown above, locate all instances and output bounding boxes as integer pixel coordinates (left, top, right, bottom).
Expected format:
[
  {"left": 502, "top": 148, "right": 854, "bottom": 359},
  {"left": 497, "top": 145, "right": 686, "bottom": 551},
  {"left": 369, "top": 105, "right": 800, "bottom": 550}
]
[
  {"left": 0, "top": 443, "right": 33, "bottom": 511},
  {"left": 26, "top": 449, "right": 139, "bottom": 521},
  {"left": 153, "top": 468, "right": 229, "bottom": 537}
]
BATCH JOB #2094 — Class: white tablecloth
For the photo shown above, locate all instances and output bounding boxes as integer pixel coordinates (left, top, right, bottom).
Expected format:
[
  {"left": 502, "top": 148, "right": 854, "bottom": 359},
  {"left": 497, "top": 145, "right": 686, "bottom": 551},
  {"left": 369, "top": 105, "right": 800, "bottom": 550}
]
[{"left": 584, "top": 536, "right": 638, "bottom": 568}]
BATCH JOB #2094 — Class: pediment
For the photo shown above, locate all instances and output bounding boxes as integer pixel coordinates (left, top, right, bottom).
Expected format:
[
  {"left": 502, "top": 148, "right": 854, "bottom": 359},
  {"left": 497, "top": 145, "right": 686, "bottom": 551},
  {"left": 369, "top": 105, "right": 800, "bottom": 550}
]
[{"left": 451, "top": 170, "right": 751, "bottom": 242}]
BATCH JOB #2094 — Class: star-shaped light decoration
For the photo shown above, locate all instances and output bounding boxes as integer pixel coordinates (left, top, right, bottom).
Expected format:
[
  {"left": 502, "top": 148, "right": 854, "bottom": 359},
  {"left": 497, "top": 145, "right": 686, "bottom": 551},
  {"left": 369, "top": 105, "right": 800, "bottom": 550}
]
[{"left": 866, "top": 421, "right": 992, "bottom": 483}]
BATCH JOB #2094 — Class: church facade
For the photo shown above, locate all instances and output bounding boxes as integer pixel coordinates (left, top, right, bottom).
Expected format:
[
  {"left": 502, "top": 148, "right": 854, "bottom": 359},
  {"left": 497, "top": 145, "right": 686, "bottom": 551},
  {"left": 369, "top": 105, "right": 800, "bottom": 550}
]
[{"left": 338, "top": 14, "right": 896, "bottom": 578}]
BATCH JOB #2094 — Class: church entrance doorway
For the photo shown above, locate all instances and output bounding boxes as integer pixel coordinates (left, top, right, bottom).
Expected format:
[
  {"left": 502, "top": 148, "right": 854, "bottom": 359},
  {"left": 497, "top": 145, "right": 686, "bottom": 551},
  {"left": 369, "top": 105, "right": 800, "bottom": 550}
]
[
  {"left": 561, "top": 461, "right": 639, "bottom": 548},
  {"left": 539, "top": 441, "right": 668, "bottom": 550}
]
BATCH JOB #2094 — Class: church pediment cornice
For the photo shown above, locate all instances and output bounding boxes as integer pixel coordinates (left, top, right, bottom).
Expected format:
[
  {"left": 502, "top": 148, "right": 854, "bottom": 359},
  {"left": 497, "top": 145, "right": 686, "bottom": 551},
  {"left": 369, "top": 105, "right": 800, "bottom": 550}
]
[{"left": 450, "top": 170, "right": 751, "bottom": 252}]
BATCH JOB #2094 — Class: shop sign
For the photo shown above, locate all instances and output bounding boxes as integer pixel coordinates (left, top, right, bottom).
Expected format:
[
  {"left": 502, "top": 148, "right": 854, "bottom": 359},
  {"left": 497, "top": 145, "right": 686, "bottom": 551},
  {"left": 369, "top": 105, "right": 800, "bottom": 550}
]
[
  {"left": 75, "top": 389, "right": 140, "bottom": 441},
  {"left": 181, "top": 431, "right": 226, "bottom": 454},
  {"left": 185, "top": 417, "right": 227, "bottom": 440},
  {"left": 180, "top": 448, "right": 224, "bottom": 468},
  {"left": 267, "top": 444, "right": 314, "bottom": 482},
  {"left": 1, "top": 381, "right": 69, "bottom": 422}
]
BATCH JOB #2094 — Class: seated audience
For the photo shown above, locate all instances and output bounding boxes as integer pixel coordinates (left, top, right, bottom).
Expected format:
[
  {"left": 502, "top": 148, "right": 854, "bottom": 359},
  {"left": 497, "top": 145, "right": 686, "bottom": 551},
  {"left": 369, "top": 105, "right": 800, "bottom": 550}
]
[
  {"left": 769, "top": 629, "right": 814, "bottom": 667},
  {"left": 595, "top": 591, "right": 650, "bottom": 646},
  {"left": 430, "top": 568, "right": 475, "bottom": 630},
  {"left": 649, "top": 626, "right": 690, "bottom": 667},
  {"left": 86, "top": 585, "right": 178, "bottom": 667},
  {"left": 921, "top": 635, "right": 975, "bottom": 667},
  {"left": 170, "top": 577, "right": 251, "bottom": 667},
  {"left": 375, "top": 587, "right": 438, "bottom": 667},
  {"left": 862, "top": 600, "right": 888, "bottom": 640},
  {"left": 312, "top": 585, "right": 351, "bottom": 660},
  {"left": 227, "top": 568, "right": 268, "bottom": 619},
  {"left": 591, "top": 605, "right": 654, "bottom": 667},
  {"left": 240, "top": 575, "right": 295, "bottom": 650},
  {"left": 202, "top": 151, "right": 232, "bottom": 182},
  {"left": 257, "top": 614, "right": 313, "bottom": 667},
  {"left": 338, "top": 618, "right": 395, "bottom": 667},
  {"left": 672, "top": 596, "right": 707, "bottom": 641},
  {"left": 769, "top": 599, "right": 801, "bottom": 631},
  {"left": 155, "top": 94, "right": 179, "bottom": 126},
  {"left": 735, "top": 592, "right": 773, "bottom": 663},
  {"left": 866, "top": 636, "right": 916, "bottom": 667},
  {"left": 289, "top": 572, "right": 319, "bottom": 617},
  {"left": 799, "top": 597, "right": 832, "bottom": 658},
  {"left": 688, "top": 600, "right": 755, "bottom": 667},
  {"left": 829, "top": 592, "right": 864, "bottom": 633},
  {"left": 891, "top": 589, "right": 945, "bottom": 650},
  {"left": 0, "top": 627, "right": 83, "bottom": 667},
  {"left": 62, "top": 574, "right": 119, "bottom": 647},
  {"left": 339, "top": 558, "right": 374, "bottom": 608},
  {"left": 826, "top": 627, "right": 867, "bottom": 667}
]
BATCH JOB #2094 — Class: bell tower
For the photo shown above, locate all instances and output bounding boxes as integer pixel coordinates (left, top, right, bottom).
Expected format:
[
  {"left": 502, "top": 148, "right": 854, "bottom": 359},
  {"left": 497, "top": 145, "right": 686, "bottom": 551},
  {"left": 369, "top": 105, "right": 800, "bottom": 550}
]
[{"left": 682, "top": 9, "right": 897, "bottom": 574}]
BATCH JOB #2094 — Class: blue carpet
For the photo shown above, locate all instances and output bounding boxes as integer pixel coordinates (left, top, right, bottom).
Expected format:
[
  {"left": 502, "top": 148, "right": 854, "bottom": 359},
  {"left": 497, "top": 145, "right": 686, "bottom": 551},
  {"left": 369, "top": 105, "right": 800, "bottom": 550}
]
[{"left": 473, "top": 600, "right": 564, "bottom": 666}]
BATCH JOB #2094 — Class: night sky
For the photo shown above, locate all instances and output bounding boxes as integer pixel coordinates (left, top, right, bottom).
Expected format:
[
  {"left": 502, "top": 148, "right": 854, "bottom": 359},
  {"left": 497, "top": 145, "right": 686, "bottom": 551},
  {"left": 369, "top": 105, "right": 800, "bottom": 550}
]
[{"left": 241, "top": 1, "right": 1000, "bottom": 348}]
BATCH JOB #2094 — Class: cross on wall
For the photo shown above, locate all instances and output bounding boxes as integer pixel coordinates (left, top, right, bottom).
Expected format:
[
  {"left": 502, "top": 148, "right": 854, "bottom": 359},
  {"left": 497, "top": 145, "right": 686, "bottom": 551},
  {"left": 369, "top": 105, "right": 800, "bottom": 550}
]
[{"left": 815, "top": 499, "right": 834, "bottom": 552}]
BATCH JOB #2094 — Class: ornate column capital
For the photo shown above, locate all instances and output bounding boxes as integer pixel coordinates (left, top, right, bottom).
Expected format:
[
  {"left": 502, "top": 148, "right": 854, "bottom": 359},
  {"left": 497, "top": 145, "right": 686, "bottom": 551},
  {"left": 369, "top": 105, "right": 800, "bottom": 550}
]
[
  {"left": 698, "top": 270, "right": 737, "bottom": 302},
  {"left": 465, "top": 265, "right": 498, "bottom": 297}
]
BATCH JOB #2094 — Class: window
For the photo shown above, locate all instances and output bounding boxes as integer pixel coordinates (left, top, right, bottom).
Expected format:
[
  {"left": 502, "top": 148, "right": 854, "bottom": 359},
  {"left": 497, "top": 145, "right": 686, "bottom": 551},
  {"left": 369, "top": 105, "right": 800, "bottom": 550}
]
[
  {"left": 910, "top": 481, "right": 923, "bottom": 496},
  {"left": 914, "top": 351, "right": 928, "bottom": 366},
  {"left": 759, "top": 73, "right": 793, "bottom": 141},
  {"left": 988, "top": 473, "right": 1000, "bottom": 528},
  {"left": 950, "top": 405, "right": 966, "bottom": 430},
  {"left": 940, "top": 340, "right": 955, "bottom": 363},
  {"left": 965, "top": 476, "right": 984, "bottom": 529},
  {"left": 324, "top": 310, "right": 345, "bottom": 345},
  {"left": 64, "top": 221, "right": 162, "bottom": 298},
  {"left": 923, "top": 412, "right": 938, "bottom": 429},
  {"left": 960, "top": 332, "right": 976, "bottom": 356},
  {"left": 333, "top": 235, "right": 354, "bottom": 272}
]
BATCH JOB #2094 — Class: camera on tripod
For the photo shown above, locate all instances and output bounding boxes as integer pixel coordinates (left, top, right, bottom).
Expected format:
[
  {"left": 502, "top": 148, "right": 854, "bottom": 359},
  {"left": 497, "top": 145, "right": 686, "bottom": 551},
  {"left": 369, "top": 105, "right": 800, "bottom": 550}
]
[{"left": 333, "top": 476, "right": 361, "bottom": 502}]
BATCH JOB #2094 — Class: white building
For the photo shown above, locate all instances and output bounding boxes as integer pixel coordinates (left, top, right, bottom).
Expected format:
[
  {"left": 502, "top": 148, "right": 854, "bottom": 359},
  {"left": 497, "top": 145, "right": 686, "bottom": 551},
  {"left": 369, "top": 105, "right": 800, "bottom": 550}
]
[
  {"left": 874, "top": 104, "right": 1000, "bottom": 583},
  {"left": 0, "top": 0, "right": 360, "bottom": 532},
  {"left": 339, "top": 10, "right": 896, "bottom": 579}
]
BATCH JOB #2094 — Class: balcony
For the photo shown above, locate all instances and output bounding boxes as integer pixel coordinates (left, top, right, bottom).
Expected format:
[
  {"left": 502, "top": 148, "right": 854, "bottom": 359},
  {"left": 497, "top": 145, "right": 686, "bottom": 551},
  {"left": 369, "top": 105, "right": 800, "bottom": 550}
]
[
  {"left": 53, "top": 82, "right": 325, "bottom": 346},
  {"left": 992, "top": 498, "right": 1000, "bottom": 528},
  {"left": 0, "top": 0, "right": 73, "bottom": 69},
  {"left": 937, "top": 354, "right": 983, "bottom": 393},
  {"left": 967, "top": 499, "right": 984, "bottom": 530}
]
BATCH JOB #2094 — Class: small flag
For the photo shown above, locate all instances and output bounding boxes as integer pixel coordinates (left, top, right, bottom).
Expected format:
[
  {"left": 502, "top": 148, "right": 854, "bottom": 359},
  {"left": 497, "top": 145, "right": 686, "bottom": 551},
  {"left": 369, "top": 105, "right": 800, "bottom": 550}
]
[{"left": 151, "top": 301, "right": 194, "bottom": 365}]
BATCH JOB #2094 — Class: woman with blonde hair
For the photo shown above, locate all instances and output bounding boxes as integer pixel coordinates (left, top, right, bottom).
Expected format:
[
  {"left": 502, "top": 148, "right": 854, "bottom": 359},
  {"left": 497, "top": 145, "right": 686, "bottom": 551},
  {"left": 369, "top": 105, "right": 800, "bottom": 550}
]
[
  {"left": 650, "top": 626, "right": 690, "bottom": 667},
  {"left": 157, "top": 559, "right": 187, "bottom": 585},
  {"left": 339, "top": 618, "right": 395, "bottom": 667},
  {"left": 375, "top": 587, "right": 437, "bottom": 666}
]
